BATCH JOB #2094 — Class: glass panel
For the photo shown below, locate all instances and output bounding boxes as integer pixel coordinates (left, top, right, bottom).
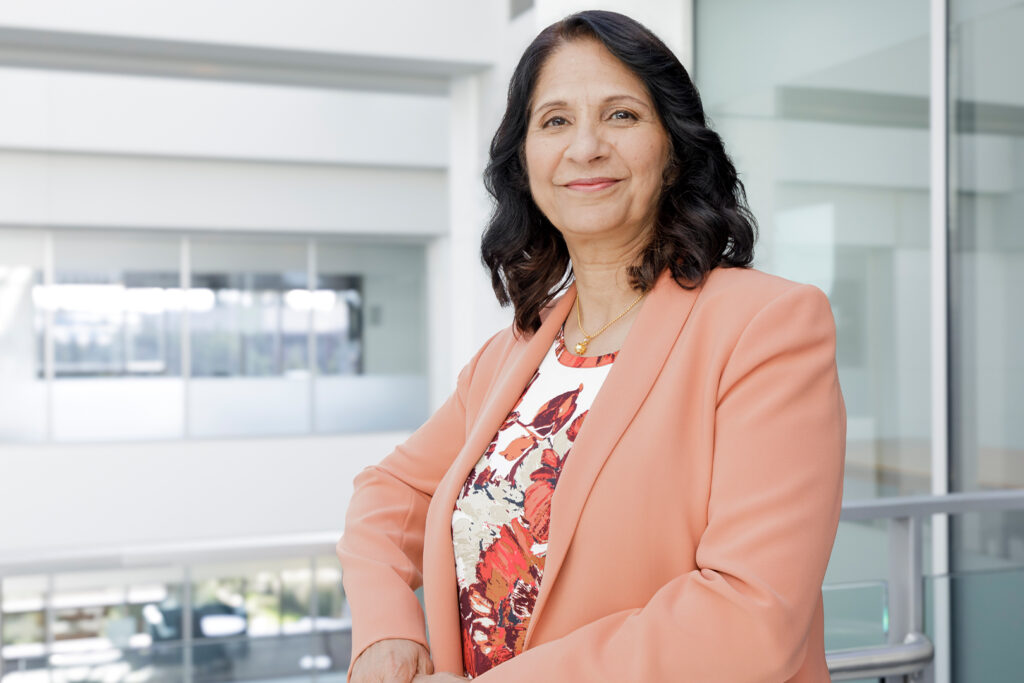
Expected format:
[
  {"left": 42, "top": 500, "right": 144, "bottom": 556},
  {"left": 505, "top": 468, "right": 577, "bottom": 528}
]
[
  {"left": 949, "top": 3, "right": 1024, "bottom": 489},
  {"left": 823, "top": 515, "right": 934, "bottom": 667},
  {"left": 47, "top": 231, "right": 183, "bottom": 441},
  {"left": 950, "top": 509, "right": 1024, "bottom": 573},
  {"left": 321, "top": 630, "right": 354, "bottom": 676},
  {"left": 2, "top": 575, "right": 47, "bottom": 672},
  {"left": 189, "top": 558, "right": 323, "bottom": 639},
  {"left": 36, "top": 641, "right": 185, "bottom": 683},
  {"left": 314, "top": 555, "right": 349, "bottom": 630},
  {"left": 0, "top": 229, "right": 46, "bottom": 441},
  {"left": 1, "top": 571, "right": 186, "bottom": 682},
  {"left": 695, "top": 0, "right": 933, "bottom": 497},
  {"left": 925, "top": 568, "right": 1024, "bottom": 682},
  {"left": 1, "top": 564, "right": 353, "bottom": 681},
  {"left": 315, "top": 241, "right": 429, "bottom": 433},
  {"left": 822, "top": 581, "right": 888, "bottom": 651},
  {"left": 949, "top": 2, "right": 1024, "bottom": 673},
  {"left": 280, "top": 565, "right": 312, "bottom": 635},
  {"left": 189, "top": 633, "right": 320, "bottom": 682},
  {"left": 188, "top": 235, "right": 309, "bottom": 437}
]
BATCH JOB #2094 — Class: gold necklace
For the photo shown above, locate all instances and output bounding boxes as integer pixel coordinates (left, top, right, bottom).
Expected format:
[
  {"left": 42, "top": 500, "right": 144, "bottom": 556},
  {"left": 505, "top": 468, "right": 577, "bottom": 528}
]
[{"left": 573, "top": 288, "right": 647, "bottom": 355}]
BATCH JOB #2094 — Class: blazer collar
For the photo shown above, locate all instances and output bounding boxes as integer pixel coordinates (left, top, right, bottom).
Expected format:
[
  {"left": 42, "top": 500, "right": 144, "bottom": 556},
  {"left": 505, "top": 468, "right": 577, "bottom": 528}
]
[{"left": 422, "top": 265, "right": 705, "bottom": 669}]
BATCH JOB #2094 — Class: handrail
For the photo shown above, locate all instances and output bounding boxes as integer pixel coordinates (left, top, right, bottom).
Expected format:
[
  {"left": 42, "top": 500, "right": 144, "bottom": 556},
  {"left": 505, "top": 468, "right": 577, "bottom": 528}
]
[
  {"left": 830, "top": 489, "right": 1024, "bottom": 681},
  {"left": 840, "top": 489, "right": 1024, "bottom": 521},
  {"left": 1, "top": 491, "right": 1020, "bottom": 577},
  {"left": 827, "top": 631, "right": 935, "bottom": 681},
  {"left": 0, "top": 531, "right": 340, "bottom": 576}
]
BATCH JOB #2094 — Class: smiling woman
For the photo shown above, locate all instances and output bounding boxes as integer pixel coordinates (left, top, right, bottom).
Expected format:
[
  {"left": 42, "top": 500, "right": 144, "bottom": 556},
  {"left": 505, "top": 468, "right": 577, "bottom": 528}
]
[
  {"left": 523, "top": 38, "right": 671, "bottom": 278},
  {"left": 480, "top": 12, "right": 758, "bottom": 348},
  {"left": 338, "top": 9, "right": 845, "bottom": 683}
]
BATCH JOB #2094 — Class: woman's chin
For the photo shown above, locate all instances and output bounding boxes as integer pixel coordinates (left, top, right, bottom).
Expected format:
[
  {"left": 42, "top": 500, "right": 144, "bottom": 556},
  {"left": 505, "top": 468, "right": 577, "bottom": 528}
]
[{"left": 556, "top": 219, "right": 637, "bottom": 241}]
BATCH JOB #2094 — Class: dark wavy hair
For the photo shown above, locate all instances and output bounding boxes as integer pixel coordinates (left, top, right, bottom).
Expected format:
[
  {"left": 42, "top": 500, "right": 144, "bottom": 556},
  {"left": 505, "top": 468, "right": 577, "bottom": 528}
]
[{"left": 480, "top": 9, "right": 757, "bottom": 336}]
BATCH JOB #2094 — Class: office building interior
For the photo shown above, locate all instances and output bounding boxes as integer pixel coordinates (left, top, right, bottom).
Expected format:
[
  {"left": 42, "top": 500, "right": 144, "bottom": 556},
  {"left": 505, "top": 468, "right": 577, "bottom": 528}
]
[{"left": 0, "top": 0, "right": 1022, "bottom": 681}]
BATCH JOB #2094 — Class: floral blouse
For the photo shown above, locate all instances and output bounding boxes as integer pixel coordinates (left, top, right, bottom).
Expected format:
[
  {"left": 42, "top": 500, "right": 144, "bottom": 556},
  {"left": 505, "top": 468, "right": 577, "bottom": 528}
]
[{"left": 451, "top": 323, "right": 618, "bottom": 678}]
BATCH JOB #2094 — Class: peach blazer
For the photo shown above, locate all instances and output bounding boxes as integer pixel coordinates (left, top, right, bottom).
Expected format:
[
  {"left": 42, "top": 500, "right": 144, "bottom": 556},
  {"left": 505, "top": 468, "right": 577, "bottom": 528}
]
[{"left": 337, "top": 263, "right": 847, "bottom": 682}]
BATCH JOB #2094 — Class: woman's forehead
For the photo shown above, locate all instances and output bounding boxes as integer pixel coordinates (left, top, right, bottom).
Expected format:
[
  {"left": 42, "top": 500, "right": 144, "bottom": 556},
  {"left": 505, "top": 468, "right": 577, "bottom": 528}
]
[{"left": 531, "top": 42, "right": 651, "bottom": 111}]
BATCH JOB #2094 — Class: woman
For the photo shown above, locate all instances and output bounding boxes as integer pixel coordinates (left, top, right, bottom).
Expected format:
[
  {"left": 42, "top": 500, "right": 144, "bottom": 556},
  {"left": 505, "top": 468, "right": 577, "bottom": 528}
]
[{"left": 338, "top": 10, "right": 845, "bottom": 683}]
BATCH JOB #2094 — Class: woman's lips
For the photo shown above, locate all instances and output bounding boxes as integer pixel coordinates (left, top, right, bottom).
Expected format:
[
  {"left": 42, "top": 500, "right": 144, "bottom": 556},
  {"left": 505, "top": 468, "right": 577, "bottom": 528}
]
[{"left": 565, "top": 178, "right": 621, "bottom": 192}]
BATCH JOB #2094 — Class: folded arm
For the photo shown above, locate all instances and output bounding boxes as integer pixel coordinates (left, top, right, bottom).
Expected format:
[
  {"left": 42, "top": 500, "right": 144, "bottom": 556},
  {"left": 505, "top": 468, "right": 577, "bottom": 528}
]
[{"left": 337, "top": 334, "right": 497, "bottom": 680}]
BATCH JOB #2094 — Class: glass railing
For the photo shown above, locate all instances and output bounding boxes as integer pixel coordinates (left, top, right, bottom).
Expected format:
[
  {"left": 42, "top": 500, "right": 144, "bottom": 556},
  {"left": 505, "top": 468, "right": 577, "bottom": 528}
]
[
  {"left": 0, "top": 535, "right": 352, "bottom": 683},
  {"left": 922, "top": 567, "right": 1024, "bottom": 682},
  {"left": 3, "top": 635, "right": 353, "bottom": 683},
  {"left": 825, "top": 489, "right": 1024, "bottom": 681}
]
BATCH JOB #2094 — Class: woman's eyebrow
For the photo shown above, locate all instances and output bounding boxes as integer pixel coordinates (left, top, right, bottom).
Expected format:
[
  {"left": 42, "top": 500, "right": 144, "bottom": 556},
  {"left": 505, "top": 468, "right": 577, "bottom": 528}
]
[{"left": 532, "top": 94, "right": 650, "bottom": 117}]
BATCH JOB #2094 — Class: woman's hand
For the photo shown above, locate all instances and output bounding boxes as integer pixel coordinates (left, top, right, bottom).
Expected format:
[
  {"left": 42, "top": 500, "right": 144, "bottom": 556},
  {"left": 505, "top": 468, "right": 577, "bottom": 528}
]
[
  {"left": 411, "top": 674, "right": 471, "bottom": 682},
  {"left": 350, "top": 638, "right": 434, "bottom": 683}
]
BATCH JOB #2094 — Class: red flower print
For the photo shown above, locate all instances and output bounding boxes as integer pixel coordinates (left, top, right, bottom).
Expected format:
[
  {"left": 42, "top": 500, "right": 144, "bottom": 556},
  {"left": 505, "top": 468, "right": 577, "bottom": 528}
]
[
  {"left": 499, "top": 410, "right": 520, "bottom": 431},
  {"left": 460, "top": 518, "right": 543, "bottom": 677},
  {"left": 523, "top": 448, "right": 562, "bottom": 544},
  {"left": 500, "top": 433, "right": 537, "bottom": 462},
  {"left": 565, "top": 409, "right": 588, "bottom": 441},
  {"left": 529, "top": 384, "right": 582, "bottom": 436},
  {"left": 468, "top": 585, "right": 493, "bottom": 616},
  {"left": 478, "top": 519, "right": 538, "bottom": 601}
]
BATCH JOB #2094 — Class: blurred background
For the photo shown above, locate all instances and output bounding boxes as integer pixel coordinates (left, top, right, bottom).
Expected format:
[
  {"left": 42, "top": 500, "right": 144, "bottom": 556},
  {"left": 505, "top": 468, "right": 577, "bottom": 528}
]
[{"left": 0, "top": 0, "right": 1021, "bottom": 681}]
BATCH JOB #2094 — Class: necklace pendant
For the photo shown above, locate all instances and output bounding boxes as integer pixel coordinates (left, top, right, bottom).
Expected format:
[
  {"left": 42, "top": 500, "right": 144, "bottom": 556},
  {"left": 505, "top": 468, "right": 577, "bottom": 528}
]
[{"left": 575, "top": 340, "right": 588, "bottom": 355}]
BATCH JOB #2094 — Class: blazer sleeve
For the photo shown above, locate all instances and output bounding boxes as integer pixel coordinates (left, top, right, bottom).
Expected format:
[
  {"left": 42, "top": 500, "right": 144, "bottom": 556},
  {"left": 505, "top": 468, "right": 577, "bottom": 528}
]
[
  {"left": 335, "top": 333, "right": 495, "bottom": 681},
  {"left": 472, "top": 283, "right": 847, "bottom": 683}
]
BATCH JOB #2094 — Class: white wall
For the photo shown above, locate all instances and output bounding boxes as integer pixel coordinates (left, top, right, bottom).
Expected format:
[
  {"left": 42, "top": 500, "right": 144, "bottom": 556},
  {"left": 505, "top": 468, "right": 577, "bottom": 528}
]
[
  {"left": 0, "top": 151, "right": 448, "bottom": 235},
  {"left": 0, "top": 67, "right": 450, "bottom": 167},
  {"left": 0, "top": 434, "right": 400, "bottom": 553},
  {"left": 535, "top": 0, "right": 692, "bottom": 67},
  {"left": 0, "top": 1, "right": 703, "bottom": 559},
  {"left": 0, "top": 0, "right": 507, "bottom": 67}
]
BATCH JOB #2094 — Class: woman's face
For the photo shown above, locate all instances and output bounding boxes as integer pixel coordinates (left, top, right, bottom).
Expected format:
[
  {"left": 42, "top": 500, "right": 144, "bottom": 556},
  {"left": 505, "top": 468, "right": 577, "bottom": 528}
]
[{"left": 523, "top": 38, "right": 671, "bottom": 250}]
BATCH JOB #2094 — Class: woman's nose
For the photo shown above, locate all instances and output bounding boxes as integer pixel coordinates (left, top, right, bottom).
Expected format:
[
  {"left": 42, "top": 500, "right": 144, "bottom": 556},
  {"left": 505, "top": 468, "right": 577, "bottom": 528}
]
[{"left": 563, "top": 120, "right": 608, "bottom": 163}]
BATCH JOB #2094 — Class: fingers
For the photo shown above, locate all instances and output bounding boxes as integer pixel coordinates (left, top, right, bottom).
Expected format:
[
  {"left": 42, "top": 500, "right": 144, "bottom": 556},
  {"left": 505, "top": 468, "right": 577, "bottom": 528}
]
[
  {"left": 417, "top": 648, "right": 435, "bottom": 674},
  {"left": 350, "top": 639, "right": 431, "bottom": 683}
]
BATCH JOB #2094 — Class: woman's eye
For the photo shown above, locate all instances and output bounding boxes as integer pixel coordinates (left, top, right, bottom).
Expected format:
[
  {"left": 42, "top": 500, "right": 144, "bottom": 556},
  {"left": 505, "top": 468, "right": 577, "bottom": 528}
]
[
  {"left": 542, "top": 116, "right": 567, "bottom": 128},
  {"left": 611, "top": 110, "right": 637, "bottom": 121}
]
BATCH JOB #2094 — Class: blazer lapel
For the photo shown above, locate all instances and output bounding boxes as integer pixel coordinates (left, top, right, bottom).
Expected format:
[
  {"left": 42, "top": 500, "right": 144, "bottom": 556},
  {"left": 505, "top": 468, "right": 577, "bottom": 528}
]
[{"left": 522, "top": 265, "right": 702, "bottom": 650}]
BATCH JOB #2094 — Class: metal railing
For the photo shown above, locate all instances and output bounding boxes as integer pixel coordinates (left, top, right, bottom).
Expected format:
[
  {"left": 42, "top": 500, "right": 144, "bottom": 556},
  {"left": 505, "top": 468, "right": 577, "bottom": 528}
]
[
  {"left": 2, "top": 491, "right": 1024, "bottom": 682},
  {"left": 827, "top": 489, "right": 1024, "bottom": 682}
]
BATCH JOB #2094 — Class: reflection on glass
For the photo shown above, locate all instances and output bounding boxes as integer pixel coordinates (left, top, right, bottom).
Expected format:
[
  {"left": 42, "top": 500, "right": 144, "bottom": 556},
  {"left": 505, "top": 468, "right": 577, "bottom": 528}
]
[
  {"left": 188, "top": 237, "right": 309, "bottom": 437},
  {"left": 696, "top": 0, "right": 933, "bottom": 497},
  {"left": 947, "top": 2, "right": 1024, "bottom": 671},
  {"left": 315, "top": 274, "right": 363, "bottom": 375},
  {"left": 822, "top": 580, "right": 889, "bottom": 652},
  {"left": 0, "top": 231, "right": 436, "bottom": 441},
  {"left": 0, "top": 561, "right": 354, "bottom": 681},
  {"left": 1, "top": 575, "right": 47, "bottom": 664},
  {"left": 191, "top": 559, "right": 289, "bottom": 638},
  {"left": 0, "top": 571, "right": 187, "bottom": 681},
  {"left": 43, "top": 271, "right": 182, "bottom": 378},
  {"left": 949, "top": 0, "right": 1024, "bottom": 580},
  {"left": 314, "top": 556, "right": 348, "bottom": 629},
  {"left": 315, "top": 241, "right": 428, "bottom": 433},
  {"left": 47, "top": 232, "right": 184, "bottom": 441},
  {"left": 925, "top": 568, "right": 1024, "bottom": 681},
  {"left": 189, "top": 273, "right": 309, "bottom": 378}
]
